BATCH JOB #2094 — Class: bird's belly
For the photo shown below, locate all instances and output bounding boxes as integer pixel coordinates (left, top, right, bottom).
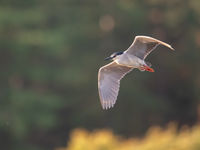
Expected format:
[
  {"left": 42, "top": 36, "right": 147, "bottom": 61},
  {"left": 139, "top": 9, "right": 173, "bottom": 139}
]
[{"left": 115, "top": 55, "right": 142, "bottom": 68}]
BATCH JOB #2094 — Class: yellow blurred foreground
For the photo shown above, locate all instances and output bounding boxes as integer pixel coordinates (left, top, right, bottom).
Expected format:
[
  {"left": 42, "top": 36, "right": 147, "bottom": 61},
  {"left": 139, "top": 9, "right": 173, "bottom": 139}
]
[{"left": 57, "top": 123, "right": 200, "bottom": 150}]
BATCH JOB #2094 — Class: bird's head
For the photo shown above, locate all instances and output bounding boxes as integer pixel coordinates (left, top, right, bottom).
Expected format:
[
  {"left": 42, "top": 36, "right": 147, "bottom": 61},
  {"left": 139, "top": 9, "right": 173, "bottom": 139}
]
[{"left": 105, "top": 51, "right": 124, "bottom": 61}]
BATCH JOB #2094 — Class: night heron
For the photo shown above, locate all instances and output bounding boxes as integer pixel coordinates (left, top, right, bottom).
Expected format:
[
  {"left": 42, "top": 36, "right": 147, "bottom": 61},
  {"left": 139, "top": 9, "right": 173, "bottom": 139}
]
[{"left": 98, "top": 35, "right": 174, "bottom": 110}]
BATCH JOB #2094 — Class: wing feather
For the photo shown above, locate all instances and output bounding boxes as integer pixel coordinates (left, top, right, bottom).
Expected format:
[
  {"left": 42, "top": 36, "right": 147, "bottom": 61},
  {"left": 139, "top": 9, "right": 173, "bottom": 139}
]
[
  {"left": 98, "top": 62, "right": 133, "bottom": 109},
  {"left": 125, "top": 36, "right": 174, "bottom": 60}
]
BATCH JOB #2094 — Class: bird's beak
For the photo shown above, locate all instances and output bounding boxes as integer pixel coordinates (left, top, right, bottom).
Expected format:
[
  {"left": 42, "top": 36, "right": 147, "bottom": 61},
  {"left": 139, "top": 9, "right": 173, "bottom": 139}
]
[{"left": 104, "top": 56, "right": 112, "bottom": 61}]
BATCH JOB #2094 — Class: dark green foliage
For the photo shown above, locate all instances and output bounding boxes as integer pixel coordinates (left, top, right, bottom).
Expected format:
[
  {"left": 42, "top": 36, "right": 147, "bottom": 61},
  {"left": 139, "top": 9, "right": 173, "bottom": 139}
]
[{"left": 0, "top": 0, "right": 200, "bottom": 150}]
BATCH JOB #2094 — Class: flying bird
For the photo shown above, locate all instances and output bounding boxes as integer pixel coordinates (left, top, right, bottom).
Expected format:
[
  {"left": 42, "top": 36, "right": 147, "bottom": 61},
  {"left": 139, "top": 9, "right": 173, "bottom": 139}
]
[{"left": 98, "top": 35, "right": 174, "bottom": 109}]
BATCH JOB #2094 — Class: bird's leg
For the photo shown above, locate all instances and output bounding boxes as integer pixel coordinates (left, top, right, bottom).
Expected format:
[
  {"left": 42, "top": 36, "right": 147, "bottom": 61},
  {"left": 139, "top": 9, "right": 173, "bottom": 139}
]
[{"left": 140, "top": 65, "right": 154, "bottom": 72}]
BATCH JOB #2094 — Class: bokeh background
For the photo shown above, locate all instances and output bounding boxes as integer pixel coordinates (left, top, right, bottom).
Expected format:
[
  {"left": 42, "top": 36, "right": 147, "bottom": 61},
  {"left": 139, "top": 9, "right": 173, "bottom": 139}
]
[{"left": 0, "top": 0, "right": 200, "bottom": 150}]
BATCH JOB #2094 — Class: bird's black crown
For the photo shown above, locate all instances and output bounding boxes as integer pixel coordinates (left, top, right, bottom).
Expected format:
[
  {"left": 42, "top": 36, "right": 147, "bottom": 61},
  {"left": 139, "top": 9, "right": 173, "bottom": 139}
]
[
  {"left": 105, "top": 51, "right": 123, "bottom": 60},
  {"left": 111, "top": 51, "right": 123, "bottom": 57}
]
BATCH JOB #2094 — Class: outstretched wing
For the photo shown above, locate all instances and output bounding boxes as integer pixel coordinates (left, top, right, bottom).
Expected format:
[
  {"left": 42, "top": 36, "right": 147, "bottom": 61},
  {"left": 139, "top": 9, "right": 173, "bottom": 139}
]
[
  {"left": 125, "top": 36, "right": 174, "bottom": 60},
  {"left": 98, "top": 62, "right": 133, "bottom": 109}
]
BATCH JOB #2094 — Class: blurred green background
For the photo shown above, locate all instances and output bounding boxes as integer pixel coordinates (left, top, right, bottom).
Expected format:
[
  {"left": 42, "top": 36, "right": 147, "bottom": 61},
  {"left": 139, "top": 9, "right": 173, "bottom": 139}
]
[{"left": 0, "top": 0, "right": 200, "bottom": 150}]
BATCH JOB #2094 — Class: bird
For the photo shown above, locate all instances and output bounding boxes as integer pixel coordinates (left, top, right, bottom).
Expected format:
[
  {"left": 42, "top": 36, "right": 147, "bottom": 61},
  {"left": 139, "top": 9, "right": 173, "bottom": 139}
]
[{"left": 98, "top": 35, "right": 174, "bottom": 110}]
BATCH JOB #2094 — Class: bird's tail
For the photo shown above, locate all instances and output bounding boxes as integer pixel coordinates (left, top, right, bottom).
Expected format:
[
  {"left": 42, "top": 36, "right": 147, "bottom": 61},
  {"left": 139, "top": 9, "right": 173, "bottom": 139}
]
[{"left": 145, "top": 61, "right": 152, "bottom": 67}]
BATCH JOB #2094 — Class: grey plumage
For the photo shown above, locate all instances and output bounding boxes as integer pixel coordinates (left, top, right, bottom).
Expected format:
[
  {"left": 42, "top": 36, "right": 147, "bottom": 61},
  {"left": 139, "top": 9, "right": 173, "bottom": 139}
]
[
  {"left": 98, "top": 36, "right": 174, "bottom": 109},
  {"left": 98, "top": 62, "right": 133, "bottom": 109}
]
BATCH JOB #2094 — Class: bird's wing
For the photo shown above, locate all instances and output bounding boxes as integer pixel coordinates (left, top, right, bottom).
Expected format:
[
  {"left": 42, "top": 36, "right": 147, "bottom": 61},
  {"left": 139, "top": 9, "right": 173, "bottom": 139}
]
[
  {"left": 125, "top": 36, "right": 174, "bottom": 60},
  {"left": 98, "top": 62, "right": 133, "bottom": 109}
]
